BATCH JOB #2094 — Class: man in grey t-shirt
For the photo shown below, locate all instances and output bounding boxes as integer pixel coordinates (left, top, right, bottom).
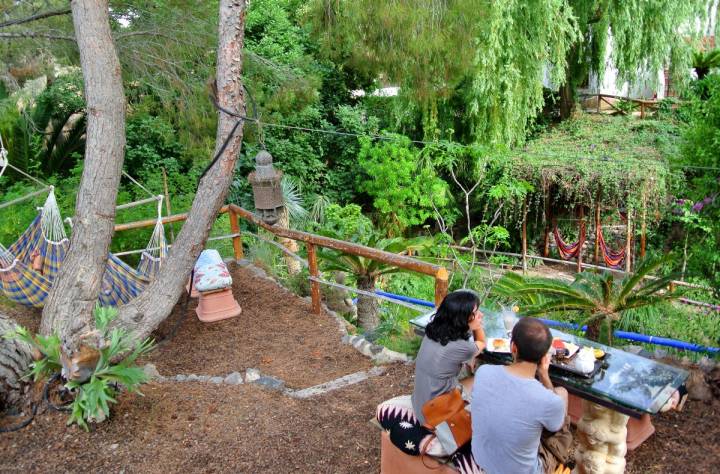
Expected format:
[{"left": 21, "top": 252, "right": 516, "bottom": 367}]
[{"left": 471, "top": 318, "right": 571, "bottom": 474}]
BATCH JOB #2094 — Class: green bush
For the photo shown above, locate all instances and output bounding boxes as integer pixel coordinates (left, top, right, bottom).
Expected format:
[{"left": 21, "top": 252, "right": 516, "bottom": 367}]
[{"left": 5, "top": 306, "right": 155, "bottom": 430}]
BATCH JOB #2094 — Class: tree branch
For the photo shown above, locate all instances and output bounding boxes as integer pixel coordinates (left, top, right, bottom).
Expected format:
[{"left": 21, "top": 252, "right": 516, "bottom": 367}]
[
  {"left": 0, "top": 7, "right": 71, "bottom": 29},
  {"left": 0, "top": 31, "right": 75, "bottom": 41}
]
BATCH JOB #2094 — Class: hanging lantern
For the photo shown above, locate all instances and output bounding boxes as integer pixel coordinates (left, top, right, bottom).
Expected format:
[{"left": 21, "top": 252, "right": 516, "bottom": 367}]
[{"left": 248, "top": 150, "right": 283, "bottom": 225}]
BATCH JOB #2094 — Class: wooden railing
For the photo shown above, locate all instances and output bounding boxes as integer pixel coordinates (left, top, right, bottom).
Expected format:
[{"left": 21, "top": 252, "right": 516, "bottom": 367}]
[
  {"left": 580, "top": 93, "right": 679, "bottom": 119},
  {"left": 114, "top": 204, "right": 449, "bottom": 314}
]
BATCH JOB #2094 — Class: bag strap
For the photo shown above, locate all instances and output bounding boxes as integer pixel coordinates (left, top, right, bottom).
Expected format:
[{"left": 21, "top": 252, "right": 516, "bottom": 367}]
[{"left": 419, "top": 435, "right": 453, "bottom": 470}]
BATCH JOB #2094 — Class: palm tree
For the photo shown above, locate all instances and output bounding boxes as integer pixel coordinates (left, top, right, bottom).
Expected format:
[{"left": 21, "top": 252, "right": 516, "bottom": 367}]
[
  {"left": 319, "top": 234, "right": 432, "bottom": 332},
  {"left": 493, "top": 257, "right": 680, "bottom": 344}
]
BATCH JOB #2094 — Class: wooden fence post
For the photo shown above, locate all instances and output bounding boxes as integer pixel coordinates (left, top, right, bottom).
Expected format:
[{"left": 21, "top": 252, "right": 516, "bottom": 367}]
[
  {"left": 434, "top": 267, "right": 449, "bottom": 307},
  {"left": 625, "top": 211, "right": 633, "bottom": 273},
  {"left": 307, "top": 243, "right": 321, "bottom": 314},
  {"left": 229, "top": 210, "right": 243, "bottom": 262},
  {"left": 577, "top": 205, "right": 584, "bottom": 273},
  {"left": 594, "top": 196, "right": 601, "bottom": 265},
  {"left": 596, "top": 94, "right": 601, "bottom": 113},
  {"left": 161, "top": 167, "right": 175, "bottom": 242},
  {"left": 522, "top": 199, "right": 528, "bottom": 274}
]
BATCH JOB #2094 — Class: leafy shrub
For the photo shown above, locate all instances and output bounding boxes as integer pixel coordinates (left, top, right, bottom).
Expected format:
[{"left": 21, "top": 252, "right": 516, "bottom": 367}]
[
  {"left": 357, "top": 135, "right": 451, "bottom": 234},
  {"left": 6, "top": 306, "right": 154, "bottom": 430}
]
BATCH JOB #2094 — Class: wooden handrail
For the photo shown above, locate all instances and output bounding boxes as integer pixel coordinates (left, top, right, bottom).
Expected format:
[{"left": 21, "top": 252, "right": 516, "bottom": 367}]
[
  {"left": 112, "top": 204, "right": 450, "bottom": 312},
  {"left": 113, "top": 206, "right": 229, "bottom": 232},
  {"left": 229, "top": 205, "right": 443, "bottom": 277}
]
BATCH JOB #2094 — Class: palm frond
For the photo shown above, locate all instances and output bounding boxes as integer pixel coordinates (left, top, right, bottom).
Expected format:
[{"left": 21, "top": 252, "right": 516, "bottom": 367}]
[
  {"left": 281, "top": 175, "right": 309, "bottom": 223},
  {"left": 618, "top": 256, "right": 668, "bottom": 301}
]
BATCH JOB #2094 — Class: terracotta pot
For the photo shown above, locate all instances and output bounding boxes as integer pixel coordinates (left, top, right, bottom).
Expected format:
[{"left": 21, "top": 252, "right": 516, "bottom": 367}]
[{"left": 195, "top": 288, "right": 241, "bottom": 323}]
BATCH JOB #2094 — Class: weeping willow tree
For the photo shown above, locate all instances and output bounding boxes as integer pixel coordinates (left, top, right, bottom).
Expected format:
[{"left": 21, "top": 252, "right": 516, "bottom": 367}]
[
  {"left": 309, "top": 0, "right": 719, "bottom": 143},
  {"left": 561, "top": 0, "right": 711, "bottom": 117},
  {"left": 306, "top": 0, "right": 578, "bottom": 146}
]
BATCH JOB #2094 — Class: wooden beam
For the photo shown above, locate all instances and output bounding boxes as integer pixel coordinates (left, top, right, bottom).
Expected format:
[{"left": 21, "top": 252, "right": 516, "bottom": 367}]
[
  {"left": 229, "top": 209, "right": 243, "bottom": 261},
  {"left": 522, "top": 199, "right": 528, "bottom": 273},
  {"left": 625, "top": 211, "right": 633, "bottom": 273},
  {"left": 306, "top": 242, "right": 321, "bottom": 314},
  {"left": 229, "top": 205, "right": 443, "bottom": 277},
  {"left": 113, "top": 206, "right": 229, "bottom": 232},
  {"left": 577, "top": 205, "right": 584, "bottom": 273},
  {"left": 434, "top": 267, "right": 449, "bottom": 307}
]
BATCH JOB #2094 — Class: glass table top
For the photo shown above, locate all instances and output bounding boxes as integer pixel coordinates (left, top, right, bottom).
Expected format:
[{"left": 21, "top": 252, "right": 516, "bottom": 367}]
[{"left": 410, "top": 309, "right": 689, "bottom": 416}]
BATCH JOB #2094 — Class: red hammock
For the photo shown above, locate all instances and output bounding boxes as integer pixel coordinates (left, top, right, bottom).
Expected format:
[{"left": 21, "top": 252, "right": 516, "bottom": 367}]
[
  {"left": 553, "top": 220, "right": 586, "bottom": 260},
  {"left": 597, "top": 226, "right": 625, "bottom": 268}
]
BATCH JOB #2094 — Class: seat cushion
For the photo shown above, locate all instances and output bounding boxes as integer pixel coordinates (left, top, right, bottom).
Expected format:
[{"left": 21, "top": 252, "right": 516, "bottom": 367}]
[{"left": 193, "top": 249, "right": 232, "bottom": 292}]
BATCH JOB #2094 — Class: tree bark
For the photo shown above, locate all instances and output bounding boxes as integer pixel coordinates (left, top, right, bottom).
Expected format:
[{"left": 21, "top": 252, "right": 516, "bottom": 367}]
[
  {"left": 356, "top": 275, "right": 379, "bottom": 332},
  {"left": 559, "top": 81, "right": 575, "bottom": 120},
  {"left": 113, "top": 0, "right": 247, "bottom": 341},
  {"left": 0, "top": 314, "right": 33, "bottom": 410},
  {"left": 40, "top": 0, "right": 126, "bottom": 349}
]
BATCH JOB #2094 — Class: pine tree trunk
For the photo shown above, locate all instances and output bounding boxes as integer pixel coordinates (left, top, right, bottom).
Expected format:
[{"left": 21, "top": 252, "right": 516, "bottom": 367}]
[
  {"left": 41, "top": 0, "right": 126, "bottom": 348},
  {"left": 356, "top": 275, "right": 379, "bottom": 332},
  {"left": 112, "top": 0, "right": 247, "bottom": 341},
  {"left": 278, "top": 207, "right": 301, "bottom": 275},
  {"left": 0, "top": 314, "right": 33, "bottom": 410}
]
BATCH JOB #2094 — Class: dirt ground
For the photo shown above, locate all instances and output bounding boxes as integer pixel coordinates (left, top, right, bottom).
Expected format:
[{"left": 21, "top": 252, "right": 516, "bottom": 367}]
[{"left": 2, "top": 264, "right": 719, "bottom": 473}]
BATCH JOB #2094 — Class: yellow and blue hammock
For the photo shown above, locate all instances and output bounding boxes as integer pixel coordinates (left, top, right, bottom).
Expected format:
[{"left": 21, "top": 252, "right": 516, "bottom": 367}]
[{"left": 0, "top": 203, "right": 167, "bottom": 308}]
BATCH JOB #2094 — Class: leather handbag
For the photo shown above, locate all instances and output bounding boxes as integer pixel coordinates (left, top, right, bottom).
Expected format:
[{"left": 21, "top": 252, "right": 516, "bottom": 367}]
[{"left": 421, "top": 387, "right": 472, "bottom": 454}]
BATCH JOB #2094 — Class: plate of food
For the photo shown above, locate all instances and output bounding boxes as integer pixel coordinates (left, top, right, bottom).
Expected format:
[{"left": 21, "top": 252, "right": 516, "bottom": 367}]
[
  {"left": 551, "top": 338, "right": 580, "bottom": 359},
  {"left": 487, "top": 337, "right": 511, "bottom": 353}
]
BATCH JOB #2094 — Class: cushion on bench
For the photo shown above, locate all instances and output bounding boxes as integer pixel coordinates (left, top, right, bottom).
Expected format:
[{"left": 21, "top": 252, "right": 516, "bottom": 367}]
[{"left": 193, "top": 249, "right": 233, "bottom": 292}]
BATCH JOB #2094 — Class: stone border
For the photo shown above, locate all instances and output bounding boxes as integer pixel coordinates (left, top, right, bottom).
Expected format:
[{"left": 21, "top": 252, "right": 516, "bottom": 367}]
[{"left": 144, "top": 364, "right": 387, "bottom": 399}]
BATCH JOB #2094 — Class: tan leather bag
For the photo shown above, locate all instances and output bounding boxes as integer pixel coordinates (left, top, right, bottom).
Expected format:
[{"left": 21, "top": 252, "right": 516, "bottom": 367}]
[{"left": 421, "top": 388, "right": 472, "bottom": 454}]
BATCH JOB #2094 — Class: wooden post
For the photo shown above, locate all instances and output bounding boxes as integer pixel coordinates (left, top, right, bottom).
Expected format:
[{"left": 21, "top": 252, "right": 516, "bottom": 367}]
[
  {"left": 229, "top": 209, "right": 243, "bottom": 261},
  {"left": 625, "top": 211, "right": 633, "bottom": 273},
  {"left": 577, "top": 205, "right": 584, "bottom": 273},
  {"left": 307, "top": 242, "right": 321, "bottom": 314},
  {"left": 640, "top": 102, "right": 645, "bottom": 119},
  {"left": 640, "top": 193, "right": 647, "bottom": 259},
  {"left": 594, "top": 197, "right": 601, "bottom": 265},
  {"left": 434, "top": 267, "right": 449, "bottom": 307},
  {"left": 522, "top": 199, "right": 528, "bottom": 274},
  {"left": 543, "top": 187, "right": 551, "bottom": 257},
  {"left": 161, "top": 167, "right": 175, "bottom": 242},
  {"left": 596, "top": 94, "right": 601, "bottom": 113}
]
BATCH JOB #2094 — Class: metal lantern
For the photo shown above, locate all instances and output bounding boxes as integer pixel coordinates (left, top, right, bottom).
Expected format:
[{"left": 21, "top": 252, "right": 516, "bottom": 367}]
[{"left": 248, "top": 150, "right": 284, "bottom": 225}]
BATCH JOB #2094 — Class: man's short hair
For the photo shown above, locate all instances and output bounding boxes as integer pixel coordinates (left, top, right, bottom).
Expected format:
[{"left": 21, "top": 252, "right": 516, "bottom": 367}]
[{"left": 511, "top": 317, "right": 552, "bottom": 363}]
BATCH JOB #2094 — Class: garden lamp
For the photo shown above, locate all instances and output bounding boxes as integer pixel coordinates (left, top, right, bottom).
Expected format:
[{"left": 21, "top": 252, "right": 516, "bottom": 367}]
[{"left": 248, "top": 149, "right": 284, "bottom": 225}]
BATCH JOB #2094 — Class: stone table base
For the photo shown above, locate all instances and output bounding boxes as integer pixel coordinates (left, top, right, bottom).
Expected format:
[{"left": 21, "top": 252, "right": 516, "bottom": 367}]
[{"left": 576, "top": 401, "right": 629, "bottom": 474}]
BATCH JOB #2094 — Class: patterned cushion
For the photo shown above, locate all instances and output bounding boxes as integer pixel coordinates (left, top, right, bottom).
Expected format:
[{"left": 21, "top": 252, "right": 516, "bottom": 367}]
[{"left": 193, "top": 249, "right": 233, "bottom": 292}]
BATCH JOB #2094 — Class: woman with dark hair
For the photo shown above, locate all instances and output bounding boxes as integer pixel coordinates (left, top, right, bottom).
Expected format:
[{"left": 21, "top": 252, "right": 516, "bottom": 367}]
[
  {"left": 411, "top": 290, "right": 486, "bottom": 424},
  {"left": 375, "top": 290, "right": 486, "bottom": 461}
]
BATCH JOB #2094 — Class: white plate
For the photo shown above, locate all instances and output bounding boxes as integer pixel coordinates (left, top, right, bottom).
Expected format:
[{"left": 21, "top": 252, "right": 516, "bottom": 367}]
[{"left": 487, "top": 337, "right": 511, "bottom": 353}]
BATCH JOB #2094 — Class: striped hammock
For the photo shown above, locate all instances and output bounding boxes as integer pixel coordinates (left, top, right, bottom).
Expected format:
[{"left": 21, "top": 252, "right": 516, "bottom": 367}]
[
  {"left": 0, "top": 193, "right": 167, "bottom": 308},
  {"left": 597, "top": 226, "right": 626, "bottom": 268},
  {"left": 553, "top": 221, "right": 586, "bottom": 260}
]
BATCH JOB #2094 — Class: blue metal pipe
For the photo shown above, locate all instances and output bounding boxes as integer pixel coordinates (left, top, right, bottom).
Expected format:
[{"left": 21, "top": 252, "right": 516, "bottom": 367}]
[
  {"left": 371, "top": 290, "right": 720, "bottom": 354},
  {"left": 374, "top": 290, "right": 435, "bottom": 308}
]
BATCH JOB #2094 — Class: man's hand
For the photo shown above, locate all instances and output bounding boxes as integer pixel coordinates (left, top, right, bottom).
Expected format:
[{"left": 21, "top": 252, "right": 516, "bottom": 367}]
[{"left": 537, "top": 353, "right": 554, "bottom": 390}]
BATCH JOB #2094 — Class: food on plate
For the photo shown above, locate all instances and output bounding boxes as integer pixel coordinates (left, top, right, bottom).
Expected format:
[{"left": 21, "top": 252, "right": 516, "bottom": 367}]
[
  {"left": 493, "top": 338, "right": 508, "bottom": 350},
  {"left": 593, "top": 348, "right": 605, "bottom": 359},
  {"left": 552, "top": 338, "right": 566, "bottom": 350},
  {"left": 487, "top": 338, "right": 511, "bottom": 352}
]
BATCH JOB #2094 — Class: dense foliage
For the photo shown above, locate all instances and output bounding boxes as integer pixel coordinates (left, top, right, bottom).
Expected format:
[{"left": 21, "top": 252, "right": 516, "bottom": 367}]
[{"left": 0, "top": 0, "right": 718, "bottom": 354}]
